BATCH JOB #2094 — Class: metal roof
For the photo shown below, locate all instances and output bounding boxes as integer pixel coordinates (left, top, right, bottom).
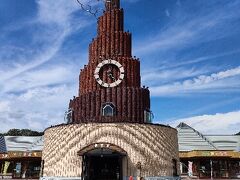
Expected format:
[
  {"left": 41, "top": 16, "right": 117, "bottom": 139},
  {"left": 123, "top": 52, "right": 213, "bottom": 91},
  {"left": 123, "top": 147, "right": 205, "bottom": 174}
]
[
  {"left": 206, "top": 135, "right": 240, "bottom": 151},
  {"left": 177, "top": 122, "right": 240, "bottom": 152},
  {"left": 0, "top": 136, "right": 43, "bottom": 152}
]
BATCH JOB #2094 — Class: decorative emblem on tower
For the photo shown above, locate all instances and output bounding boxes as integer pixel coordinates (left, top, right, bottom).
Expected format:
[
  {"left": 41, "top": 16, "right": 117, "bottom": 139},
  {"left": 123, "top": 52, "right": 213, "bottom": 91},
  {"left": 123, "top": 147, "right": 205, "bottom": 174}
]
[{"left": 94, "top": 59, "right": 125, "bottom": 88}]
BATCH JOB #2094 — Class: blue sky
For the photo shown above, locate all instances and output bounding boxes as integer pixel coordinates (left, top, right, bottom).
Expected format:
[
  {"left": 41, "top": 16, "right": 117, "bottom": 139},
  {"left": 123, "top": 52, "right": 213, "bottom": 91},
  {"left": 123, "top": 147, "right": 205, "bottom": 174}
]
[{"left": 0, "top": 0, "right": 239, "bottom": 134}]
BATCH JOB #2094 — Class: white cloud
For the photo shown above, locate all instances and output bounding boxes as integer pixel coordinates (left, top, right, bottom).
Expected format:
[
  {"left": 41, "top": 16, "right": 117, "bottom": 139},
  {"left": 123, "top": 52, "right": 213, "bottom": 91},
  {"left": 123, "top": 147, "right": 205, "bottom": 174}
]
[
  {"left": 37, "top": 0, "right": 78, "bottom": 24},
  {"left": 0, "top": 0, "right": 91, "bottom": 132},
  {"left": 150, "top": 66, "right": 240, "bottom": 96},
  {"left": 159, "top": 49, "right": 240, "bottom": 70},
  {"left": 171, "top": 110, "right": 240, "bottom": 134},
  {"left": 142, "top": 67, "right": 211, "bottom": 86},
  {"left": 0, "top": 33, "right": 70, "bottom": 83},
  {"left": 0, "top": 101, "right": 10, "bottom": 113},
  {"left": 0, "top": 56, "right": 78, "bottom": 133},
  {"left": 1, "top": 65, "right": 77, "bottom": 93},
  {"left": 0, "top": 0, "right": 92, "bottom": 82},
  {"left": 0, "top": 84, "right": 76, "bottom": 133},
  {"left": 134, "top": 1, "right": 240, "bottom": 55}
]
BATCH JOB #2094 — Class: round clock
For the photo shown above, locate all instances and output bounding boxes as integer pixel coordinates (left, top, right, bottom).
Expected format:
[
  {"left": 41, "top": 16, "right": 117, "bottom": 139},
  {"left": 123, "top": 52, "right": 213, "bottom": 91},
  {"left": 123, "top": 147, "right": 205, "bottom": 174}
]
[{"left": 94, "top": 59, "right": 125, "bottom": 88}]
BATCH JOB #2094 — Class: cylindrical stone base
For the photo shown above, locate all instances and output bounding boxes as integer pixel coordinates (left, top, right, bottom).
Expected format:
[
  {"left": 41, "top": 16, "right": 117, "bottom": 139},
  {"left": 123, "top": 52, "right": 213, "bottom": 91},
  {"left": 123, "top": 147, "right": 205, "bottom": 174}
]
[{"left": 42, "top": 123, "right": 179, "bottom": 178}]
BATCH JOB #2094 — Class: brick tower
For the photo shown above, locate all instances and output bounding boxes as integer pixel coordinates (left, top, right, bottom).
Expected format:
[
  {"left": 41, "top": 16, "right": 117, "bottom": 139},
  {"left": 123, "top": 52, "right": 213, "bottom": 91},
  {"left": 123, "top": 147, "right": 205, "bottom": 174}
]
[
  {"left": 69, "top": 0, "right": 151, "bottom": 123},
  {"left": 42, "top": 1, "right": 180, "bottom": 178}
]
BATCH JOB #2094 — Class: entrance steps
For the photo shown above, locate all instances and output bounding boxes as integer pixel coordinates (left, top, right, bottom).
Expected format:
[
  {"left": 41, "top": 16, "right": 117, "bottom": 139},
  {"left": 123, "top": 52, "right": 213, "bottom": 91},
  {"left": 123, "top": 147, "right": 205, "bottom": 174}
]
[{"left": 180, "top": 175, "right": 198, "bottom": 179}]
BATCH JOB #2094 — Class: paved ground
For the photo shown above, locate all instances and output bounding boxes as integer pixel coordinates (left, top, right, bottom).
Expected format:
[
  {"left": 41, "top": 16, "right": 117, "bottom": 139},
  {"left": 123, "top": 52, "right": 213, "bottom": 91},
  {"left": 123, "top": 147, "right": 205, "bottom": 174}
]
[{"left": 181, "top": 178, "right": 239, "bottom": 180}]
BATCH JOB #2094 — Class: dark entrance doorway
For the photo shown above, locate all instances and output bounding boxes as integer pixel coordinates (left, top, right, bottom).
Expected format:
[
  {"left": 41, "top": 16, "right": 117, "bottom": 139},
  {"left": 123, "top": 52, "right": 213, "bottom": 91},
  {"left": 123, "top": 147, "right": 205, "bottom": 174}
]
[
  {"left": 85, "top": 155, "right": 122, "bottom": 180},
  {"left": 81, "top": 146, "right": 125, "bottom": 180}
]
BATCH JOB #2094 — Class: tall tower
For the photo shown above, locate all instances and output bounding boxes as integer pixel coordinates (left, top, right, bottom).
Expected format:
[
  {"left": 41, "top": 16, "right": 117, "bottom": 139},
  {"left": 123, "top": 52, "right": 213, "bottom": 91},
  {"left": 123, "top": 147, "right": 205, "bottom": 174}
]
[
  {"left": 42, "top": 1, "right": 180, "bottom": 178},
  {"left": 69, "top": 0, "right": 151, "bottom": 123}
]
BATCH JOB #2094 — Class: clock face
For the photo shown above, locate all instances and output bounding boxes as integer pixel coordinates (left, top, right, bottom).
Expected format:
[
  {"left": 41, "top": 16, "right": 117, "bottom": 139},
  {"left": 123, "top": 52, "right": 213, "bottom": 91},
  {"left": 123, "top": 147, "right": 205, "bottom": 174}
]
[{"left": 94, "top": 59, "right": 125, "bottom": 88}]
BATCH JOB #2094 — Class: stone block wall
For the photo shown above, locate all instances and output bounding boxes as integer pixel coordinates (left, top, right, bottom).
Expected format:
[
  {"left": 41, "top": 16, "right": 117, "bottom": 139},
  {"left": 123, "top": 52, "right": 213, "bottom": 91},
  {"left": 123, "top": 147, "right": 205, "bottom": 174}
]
[{"left": 42, "top": 123, "right": 179, "bottom": 178}]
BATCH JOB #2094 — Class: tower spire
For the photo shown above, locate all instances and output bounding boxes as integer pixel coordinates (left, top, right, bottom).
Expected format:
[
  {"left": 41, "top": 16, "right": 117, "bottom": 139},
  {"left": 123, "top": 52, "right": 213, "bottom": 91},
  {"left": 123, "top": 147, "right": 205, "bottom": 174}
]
[{"left": 105, "top": 0, "right": 120, "bottom": 11}]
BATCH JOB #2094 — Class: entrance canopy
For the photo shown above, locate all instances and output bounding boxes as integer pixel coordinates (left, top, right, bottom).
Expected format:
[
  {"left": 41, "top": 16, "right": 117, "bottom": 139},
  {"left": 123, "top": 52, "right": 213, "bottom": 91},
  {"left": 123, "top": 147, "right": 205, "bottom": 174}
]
[{"left": 78, "top": 143, "right": 127, "bottom": 156}]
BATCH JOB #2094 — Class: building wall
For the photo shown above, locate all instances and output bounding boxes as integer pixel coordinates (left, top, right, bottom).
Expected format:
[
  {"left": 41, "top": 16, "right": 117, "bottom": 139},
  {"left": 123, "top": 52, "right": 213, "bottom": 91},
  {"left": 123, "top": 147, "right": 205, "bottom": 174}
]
[
  {"left": 70, "top": 87, "right": 150, "bottom": 123},
  {"left": 42, "top": 123, "right": 179, "bottom": 178}
]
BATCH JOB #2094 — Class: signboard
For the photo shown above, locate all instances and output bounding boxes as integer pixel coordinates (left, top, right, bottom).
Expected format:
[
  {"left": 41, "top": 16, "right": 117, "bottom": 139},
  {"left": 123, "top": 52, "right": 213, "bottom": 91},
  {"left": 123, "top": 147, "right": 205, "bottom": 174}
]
[
  {"left": 200, "top": 151, "right": 228, "bottom": 156},
  {"left": 0, "top": 151, "right": 42, "bottom": 159},
  {"left": 0, "top": 154, "right": 8, "bottom": 159},
  {"left": 179, "top": 150, "right": 240, "bottom": 158},
  {"left": 78, "top": 143, "right": 127, "bottom": 156}
]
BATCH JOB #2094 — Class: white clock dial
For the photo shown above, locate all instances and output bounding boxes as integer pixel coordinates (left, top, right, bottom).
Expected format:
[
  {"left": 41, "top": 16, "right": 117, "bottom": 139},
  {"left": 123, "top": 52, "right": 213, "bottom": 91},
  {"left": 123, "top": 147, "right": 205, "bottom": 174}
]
[{"left": 94, "top": 59, "right": 125, "bottom": 88}]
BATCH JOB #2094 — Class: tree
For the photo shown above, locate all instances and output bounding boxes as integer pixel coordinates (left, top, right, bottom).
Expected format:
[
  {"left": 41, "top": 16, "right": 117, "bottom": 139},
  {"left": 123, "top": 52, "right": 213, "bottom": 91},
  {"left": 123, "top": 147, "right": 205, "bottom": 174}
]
[
  {"left": 0, "top": 129, "right": 43, "bottom": 136},
  {"left": 236, "top": 132, "right": 240, "bottom": 135}
]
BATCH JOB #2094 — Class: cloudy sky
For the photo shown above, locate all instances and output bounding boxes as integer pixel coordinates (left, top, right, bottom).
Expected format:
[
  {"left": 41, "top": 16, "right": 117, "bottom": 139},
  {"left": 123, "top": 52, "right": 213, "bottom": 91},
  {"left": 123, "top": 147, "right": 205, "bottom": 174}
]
[{"left": 0, "top": 0, "right": 239, "bottom": 134}]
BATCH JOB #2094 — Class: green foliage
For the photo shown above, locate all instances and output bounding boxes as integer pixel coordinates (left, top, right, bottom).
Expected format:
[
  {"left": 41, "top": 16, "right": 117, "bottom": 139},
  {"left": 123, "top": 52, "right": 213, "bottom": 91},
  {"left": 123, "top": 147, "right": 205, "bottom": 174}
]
[
  {"left": 236, "top": 132, "right": 240, "bottom": 135},
  {"left": 0, "top": 129, "right": 43, "bottom": 136}
]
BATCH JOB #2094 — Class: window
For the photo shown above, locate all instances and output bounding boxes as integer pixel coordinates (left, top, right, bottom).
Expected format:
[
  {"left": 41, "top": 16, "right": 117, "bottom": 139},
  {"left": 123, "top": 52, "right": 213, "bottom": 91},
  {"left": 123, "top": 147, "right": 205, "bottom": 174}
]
[
  {"left": 144, "top": 110, "right": 153, "bottom": 123},
  {"left": 102, "top": 103, "right": 115, "bottom": 116},
  {"left": 64, "top": 108, "right": 73, "bottom": 124}
]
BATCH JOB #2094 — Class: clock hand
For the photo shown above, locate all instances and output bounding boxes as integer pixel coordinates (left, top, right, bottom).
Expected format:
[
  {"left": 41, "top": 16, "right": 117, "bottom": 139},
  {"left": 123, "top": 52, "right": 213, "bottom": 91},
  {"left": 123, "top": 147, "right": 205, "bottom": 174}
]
[
  {"left": 111, "top": 76, "right": 116, "bottom": 81},
  {"left": 108, "top": 73, "right": 116, "bottom": 81},
  {"left": 107, "top": 72, "right": 112, "bottom": 78}
]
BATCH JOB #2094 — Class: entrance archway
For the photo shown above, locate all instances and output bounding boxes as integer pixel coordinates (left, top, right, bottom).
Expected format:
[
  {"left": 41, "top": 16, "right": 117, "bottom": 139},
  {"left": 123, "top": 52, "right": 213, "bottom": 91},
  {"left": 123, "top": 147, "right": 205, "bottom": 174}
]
[{"left": 78, "top": 143, "right": 127, "bottom": 180}]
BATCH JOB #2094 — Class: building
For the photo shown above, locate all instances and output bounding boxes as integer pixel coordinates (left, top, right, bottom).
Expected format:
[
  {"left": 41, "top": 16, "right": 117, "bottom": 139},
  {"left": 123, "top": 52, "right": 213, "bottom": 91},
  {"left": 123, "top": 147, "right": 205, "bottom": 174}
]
[
  {"left": 0, "top": 123, "right": 239, "bottom": 179},
  {"left": 41, "top": 0, "right": 180, "bottom": 180},
  {"left": 177, "top": 122, "right": 240, "bottom": 179},
  {"left": 0, "top": 136, "right": 42, "bottom": 179}
]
